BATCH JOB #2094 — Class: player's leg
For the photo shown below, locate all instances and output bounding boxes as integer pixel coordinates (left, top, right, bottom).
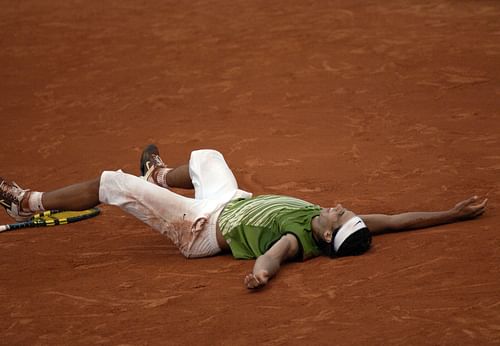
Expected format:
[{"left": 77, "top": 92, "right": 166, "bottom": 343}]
[
  {"left": 139, "top": 145, "right": 252, "bottom": 201},
  {"left": 188, "top": 149, "right": 252, "bottom": 201},
  {"left": 100, "top": 170, "right": 222, "bottom": 257},
  {"left": 140, "top": 144, "right": 193, "bottom": 189},
  {"left": 41, "top": 179, "right": 100, "bottom": 211},
  {"left": 1, "top": 177, "right": 100, "bottom": 222},
  {"left": 2, "top": 171, "right": 222, "bottom": 258},
  {"left": 164, "top": 165, "right": 193, "bottom": 189}
]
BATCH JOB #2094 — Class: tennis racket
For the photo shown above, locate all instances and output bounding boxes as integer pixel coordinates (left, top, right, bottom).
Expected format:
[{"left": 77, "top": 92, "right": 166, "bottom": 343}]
[{"left": 0, "top": 208, "right": 100, "bottom": 233}]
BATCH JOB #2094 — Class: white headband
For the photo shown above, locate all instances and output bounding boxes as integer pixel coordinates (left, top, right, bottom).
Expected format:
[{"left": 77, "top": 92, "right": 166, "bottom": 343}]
[{"left": 333, "top": 216, "right": 367, "bottom": 252}]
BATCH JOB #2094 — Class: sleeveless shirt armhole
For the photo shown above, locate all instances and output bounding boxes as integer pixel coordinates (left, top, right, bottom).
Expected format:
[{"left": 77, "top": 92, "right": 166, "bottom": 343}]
[{"left": 284, "top": 232, "right": 304, "bottom": 262}]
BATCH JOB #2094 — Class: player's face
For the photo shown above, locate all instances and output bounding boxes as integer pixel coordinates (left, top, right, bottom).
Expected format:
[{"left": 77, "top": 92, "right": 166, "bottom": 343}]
[{"left": 317, "top": 204, "right": 356, "bottom": 242}]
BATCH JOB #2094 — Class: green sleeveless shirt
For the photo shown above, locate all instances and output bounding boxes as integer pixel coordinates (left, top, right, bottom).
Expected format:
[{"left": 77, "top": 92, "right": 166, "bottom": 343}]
[{"left": 218, "top": 195, "right": 322, "bottom": 260}]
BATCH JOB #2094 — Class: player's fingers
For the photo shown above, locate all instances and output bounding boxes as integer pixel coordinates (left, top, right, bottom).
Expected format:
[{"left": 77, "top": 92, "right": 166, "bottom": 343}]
[
  {"left": 455, "top": 196, "right": 475, "bottom": 210},
  {"left": 471, "top": 198, "right": 488, "bottom": 212},
  {"left": 244, "top": 274, "right": 252, "bottom": 285},
  {"left": 245, "top": 279, "right": 256, "bottom": 289},
  {"left": 244, "top": 274, "right": 261, "bottom": 289},
  {"left": 473, "top": 205, "right": 487, "bottom": 217},
  {"left": 465, "top": 195, "right": 479, "bottom": 205},
  {"left": 479, "top": 198, "right": 488, "bottom": 208},
  {"left": 247, "top": 280, "right": 259, "bottom": 289}
]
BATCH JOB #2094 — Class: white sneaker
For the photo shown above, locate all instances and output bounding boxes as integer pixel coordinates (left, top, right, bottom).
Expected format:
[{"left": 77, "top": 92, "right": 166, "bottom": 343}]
[{"left": 0, "top": 178, "right": 33, "bottom": 222}]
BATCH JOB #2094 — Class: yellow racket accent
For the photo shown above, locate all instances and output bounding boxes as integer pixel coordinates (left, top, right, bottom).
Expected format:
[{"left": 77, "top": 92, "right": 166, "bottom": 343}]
[{"left": 0, "top": 208, "right": 100, "bottom": 232}]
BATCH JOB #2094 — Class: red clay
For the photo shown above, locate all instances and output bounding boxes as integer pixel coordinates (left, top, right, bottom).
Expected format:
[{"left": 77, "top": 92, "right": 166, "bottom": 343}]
[{"left": 1, "top": 1, "right": 499, "bottom": 344}]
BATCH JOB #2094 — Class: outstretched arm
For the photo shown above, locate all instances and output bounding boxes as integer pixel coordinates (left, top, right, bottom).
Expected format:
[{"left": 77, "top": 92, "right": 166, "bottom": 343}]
[
  {"left": 360, "top": 196, "right": 488, "bottom": 236},
  {"left": 244, "top": 234, "right": 299, "bottom": 289}
]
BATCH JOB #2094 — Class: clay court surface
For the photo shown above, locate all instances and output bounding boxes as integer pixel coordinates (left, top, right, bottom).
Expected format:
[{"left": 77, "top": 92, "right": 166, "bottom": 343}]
[{"left": 1, "top": 0, "right": 499, "bottom": 344}]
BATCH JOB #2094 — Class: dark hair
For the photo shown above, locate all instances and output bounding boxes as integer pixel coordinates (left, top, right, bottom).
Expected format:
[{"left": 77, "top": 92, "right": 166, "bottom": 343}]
[
  {"left": 317, "top": 228, "right": 372, "bottom": 258},
  {"left": 334, "top": 228, "right": 372, "bottom": 257}
]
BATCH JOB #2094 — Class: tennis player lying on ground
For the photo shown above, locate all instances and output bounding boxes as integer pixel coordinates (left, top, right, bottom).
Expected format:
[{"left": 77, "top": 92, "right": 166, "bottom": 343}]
[{"left": 0, "top": 145, "right": 488, "bottom": 289}]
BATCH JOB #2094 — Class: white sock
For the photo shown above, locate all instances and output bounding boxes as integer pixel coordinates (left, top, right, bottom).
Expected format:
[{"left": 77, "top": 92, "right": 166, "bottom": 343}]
[
  {"left": 156, "top": 168, "right": 172, "bottom": 188},
  {"left": 28, "top": 191, "right": 45, "bottom": 212}
]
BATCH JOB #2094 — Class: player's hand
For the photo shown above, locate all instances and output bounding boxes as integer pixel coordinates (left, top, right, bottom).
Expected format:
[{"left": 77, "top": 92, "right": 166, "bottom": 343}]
[
  {"left": 451, "top": 196, "right": 488, "bottom": 220},
  {"left": 244, "top": 270, "right": 270, "bottom": 289}
]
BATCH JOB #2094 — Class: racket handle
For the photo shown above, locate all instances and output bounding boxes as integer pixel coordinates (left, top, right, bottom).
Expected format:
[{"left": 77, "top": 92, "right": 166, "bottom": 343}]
[{"left": 0, "top": 225, "right": 10, "bottom": 232}]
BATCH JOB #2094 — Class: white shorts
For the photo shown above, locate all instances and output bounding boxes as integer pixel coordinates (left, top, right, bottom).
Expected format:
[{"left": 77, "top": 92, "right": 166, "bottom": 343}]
[{"left": 98, "top": 149, "right": 252, "bottom": 258}]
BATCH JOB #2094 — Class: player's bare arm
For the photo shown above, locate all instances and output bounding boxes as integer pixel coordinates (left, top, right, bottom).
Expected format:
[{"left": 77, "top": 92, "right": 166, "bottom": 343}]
[
  {"left": 360, "top": 196, "right": 488, "bottom": 235},
  {"left": 244, "top": 234, "right": 299, "bottom": 289}
]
